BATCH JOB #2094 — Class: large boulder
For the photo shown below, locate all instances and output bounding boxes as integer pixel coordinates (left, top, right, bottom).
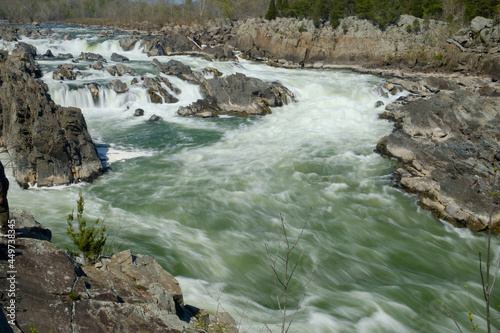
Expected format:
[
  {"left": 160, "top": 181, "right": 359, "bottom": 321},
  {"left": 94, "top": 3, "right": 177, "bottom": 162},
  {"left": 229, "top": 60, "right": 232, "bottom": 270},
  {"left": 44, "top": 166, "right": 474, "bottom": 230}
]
[
  {"left": 152, "top": 59, "right": 204, "bottom": 84},
  {"left": 376, "top": 91, "right": 500, "bottom": 231},
  {"left": 179, "top": 72, "right": 294, "bottom": 117},
  {"left": 0, "top": 51, "right": 103, "bottom": 188},
  {"left": 143, "top": 76, "right": 179, "bottom": 104},
  {"left": 0, "top": 210, "right": 238, "bottom": 333}
]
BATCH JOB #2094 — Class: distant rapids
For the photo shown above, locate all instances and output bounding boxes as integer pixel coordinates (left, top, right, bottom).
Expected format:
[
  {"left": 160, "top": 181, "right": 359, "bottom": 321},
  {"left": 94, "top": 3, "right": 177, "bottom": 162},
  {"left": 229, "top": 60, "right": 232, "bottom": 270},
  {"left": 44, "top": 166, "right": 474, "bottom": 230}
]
[{"left": 3, "top": 23, "right": 499, "bottom": 333}]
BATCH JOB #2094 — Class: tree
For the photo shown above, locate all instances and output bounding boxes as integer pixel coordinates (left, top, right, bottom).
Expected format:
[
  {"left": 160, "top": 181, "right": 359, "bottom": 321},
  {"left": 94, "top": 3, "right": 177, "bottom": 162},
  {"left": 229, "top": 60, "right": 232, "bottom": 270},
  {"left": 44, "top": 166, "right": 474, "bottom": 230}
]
[
  {"left": 67, "top": 191, "right": 107, "bottom": 265},
  {"left": 265, "top": 0, "right": 277, "bottom": 20},
  {"left": 264, "top": 212, "right": 314, "bottom": 333}
]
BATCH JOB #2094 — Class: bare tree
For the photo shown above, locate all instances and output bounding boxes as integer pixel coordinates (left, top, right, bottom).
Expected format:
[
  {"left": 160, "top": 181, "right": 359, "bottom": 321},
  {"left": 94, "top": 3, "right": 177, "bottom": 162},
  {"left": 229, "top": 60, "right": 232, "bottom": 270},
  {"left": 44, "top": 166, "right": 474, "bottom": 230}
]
[{"left": 263, "top": 211, "right": 314, "bottom": 333}]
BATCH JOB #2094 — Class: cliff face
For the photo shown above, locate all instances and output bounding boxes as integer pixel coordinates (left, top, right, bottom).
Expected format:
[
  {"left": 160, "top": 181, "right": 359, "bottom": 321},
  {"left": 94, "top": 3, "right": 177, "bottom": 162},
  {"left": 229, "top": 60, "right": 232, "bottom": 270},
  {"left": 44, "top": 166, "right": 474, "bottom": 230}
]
[
  {"left": 175, "top": 15, "right": 499, "bottom": 81},
  {"left": 0, "top": 210, "right": 238, "bottom": 333},
  {"left": 0, "top": 44, "right": 103, "bottom": 188}
]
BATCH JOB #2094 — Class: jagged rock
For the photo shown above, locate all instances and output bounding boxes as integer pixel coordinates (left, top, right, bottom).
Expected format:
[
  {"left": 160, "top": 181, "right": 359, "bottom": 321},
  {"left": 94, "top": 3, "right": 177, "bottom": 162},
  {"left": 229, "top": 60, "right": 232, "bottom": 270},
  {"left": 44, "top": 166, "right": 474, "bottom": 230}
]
[
  {"left": 470, "top": 16, "right": 494, "bottom": 32},
  {"left": 0, "top": 51, "right": 103, "bottom": 188},
  {"left": 143, "top": 76, "right": 179, "bottom": 104},
  {"left": 179, "top": 72, "right": 295, "bottom": 117},
  {"left": 376, "top": 91, "right": 500, "bottom": 232},
  {"left": 109, "top": 79, "right": 129, "bottom": 93},
  {"left": 152, "top": 59, "right": 204, "bottom": 84},
  {"left": 148, "top": 114, "right": 163, "bottom": 122},
  {"left": 107, "top": 64, "right": 132, "bottom": 76},
  {"left": 97, "top": 29, "right": 115, "bottom": 37},
  {"left": 203, "top": 45, "right": 237, "bottom": 61},
  {"left": 92, "top": 61, "right": 104, "bottom": 70},
  {"left": 203, "top": 67, "right": 223, "bottom": 77},
  {"left": 0, "top": 210, "right": 235, "bottom": 333},
  {"left": 53, "top": 68, "right": 78, "bottom": 80},
  {"left": 79, "top": 52, "right": 107, "bottom": 63},
  {"left": 111, "top": 52, "right": 129, "bottom": 62},
  {"left": 119, "top": 36, "right": 139, "bottom": 51},
  {"left": 87, "top": 83, "right": 100, "bottom": 100},
  {"left": 134, "top": 108, "right": 145, "bottom": 116},
  {"left": 56, "top": 53, "right": 73, "bottom": 60},
  {"left": 36, "top": 49, "right": 54, "bottom": 60}
]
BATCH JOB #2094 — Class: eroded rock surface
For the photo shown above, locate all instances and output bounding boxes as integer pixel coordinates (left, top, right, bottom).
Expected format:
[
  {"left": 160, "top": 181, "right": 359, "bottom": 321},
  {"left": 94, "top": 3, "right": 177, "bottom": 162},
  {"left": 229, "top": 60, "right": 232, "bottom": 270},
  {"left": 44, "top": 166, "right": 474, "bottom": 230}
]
[
  {"left": 0, "top": 47, "right": 103, "bottom": 188},
  {"left": 376, "top": 91, "right": 500, "bottom": 231},
  {"left": 0, "top": 210, "right": 238, "bottom": 333}
]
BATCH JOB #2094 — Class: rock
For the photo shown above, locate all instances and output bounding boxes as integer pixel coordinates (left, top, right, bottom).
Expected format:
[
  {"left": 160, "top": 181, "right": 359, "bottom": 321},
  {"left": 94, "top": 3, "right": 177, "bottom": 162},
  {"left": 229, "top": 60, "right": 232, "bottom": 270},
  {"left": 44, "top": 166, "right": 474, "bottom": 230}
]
[
  {"left": 375, "top": 101, "right": 384, "bottom": 108},
  {"left": 119, "top": 36, "right": 139, "bottom": 51},
  {"left": 148, "top": 114, "right": 163, "bottom": 122},
  {"left": 53, "top": 68, "right": 79, "bottom": 80},
  {"left": 179, "top": 72, "right": 295, "bottom": 117},
  {"left": 134, "top": 108, "right": 145, "bottom": 116},
  {"left": 376, "top": 91, "right": 500, "bottom": 231},
  {"left": 107, "top": 64, "right": 132, "bottom": 76},
  {"left": 152, "top": 59, "right": 204, "bottom": 84},
  {"left": 79, "top": 52, "right": 107, "bottom": 63},
  {"left": 0, "top": 51, "right": 103, "bottom": 188},
  {"left": 92, "top": 61, "right": 104, "bottom": 70},
  {"left": 36, "top": 49, "right": 54, "bottom": 60},
  {"left": 143, "top": 76, "right": 179, "bottom": 104},
  {"left": 111, "top": 52, "right": 129, "bottom": 62},
  {"left": 203, "top": 67, "right": 223, "bottom": 77},
  {"left": 87, "top": 83, "right": 100, "bottom": 99},
  {"left": 109, "top": 79, "right": 129, "bottom": 93},
  {"left": 470, "top": 16, "right": 494, "bottom": 32},
  {"left": 97, "top": 29, "right": 115, "bottom": 37},
  {"left": 0, "top": 210, "right": 234, "bottom": 332},
  {"left": 56, "top": 53, "right": 73, "bottom": 60}
]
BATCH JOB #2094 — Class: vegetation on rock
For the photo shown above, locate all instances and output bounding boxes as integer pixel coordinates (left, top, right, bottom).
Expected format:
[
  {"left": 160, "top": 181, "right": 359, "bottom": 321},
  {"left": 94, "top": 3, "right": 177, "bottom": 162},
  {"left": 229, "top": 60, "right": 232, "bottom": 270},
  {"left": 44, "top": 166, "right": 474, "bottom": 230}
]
[{"left": 66, "top": 191, "right": 107, "bottom": 265}]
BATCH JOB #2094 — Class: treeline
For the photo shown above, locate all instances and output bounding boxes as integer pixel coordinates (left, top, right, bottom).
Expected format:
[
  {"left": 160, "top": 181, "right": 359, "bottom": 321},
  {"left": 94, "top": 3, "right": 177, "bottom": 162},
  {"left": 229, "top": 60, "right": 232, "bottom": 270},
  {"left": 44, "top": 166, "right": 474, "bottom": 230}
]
[
  {"left": 267, "top": 0, "right": 500, "bottom": 27},
  {"left": 0, "top": 0, "right": 498, "bottom": 28},
  {"left": 0, "top": 0, "right": 270, "bottom": 26}
]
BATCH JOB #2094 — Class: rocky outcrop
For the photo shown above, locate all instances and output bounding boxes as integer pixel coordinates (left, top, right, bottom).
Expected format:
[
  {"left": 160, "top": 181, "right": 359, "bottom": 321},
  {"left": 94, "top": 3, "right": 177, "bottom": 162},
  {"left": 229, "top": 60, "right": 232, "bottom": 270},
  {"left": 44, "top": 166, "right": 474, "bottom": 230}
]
[
  {"left": 179, "top": 73, "right": 294, "bottom": 117},
  {"left": 376, "top": 91, "right": 500, "bottom": 231},
  {"left": 79, "top": 52, "right": 107, "bottom": 63},
  {"left": 0, "top": 47, "right": 103, "bottom": 188},
  {"left": 153, "top": 59, "right": 205, "bottom": 84},
  {"left": 143, "top": 76, "right": 180, "bottom": 104},
  {"left": 0, "top": 209, "right": 238, "bottom": 333},
  {"left": 121, "top": 34, "right": 237, "bottom": 61},
  {"left": 107, "top": 63, "right": 133, "bottom": 76}
]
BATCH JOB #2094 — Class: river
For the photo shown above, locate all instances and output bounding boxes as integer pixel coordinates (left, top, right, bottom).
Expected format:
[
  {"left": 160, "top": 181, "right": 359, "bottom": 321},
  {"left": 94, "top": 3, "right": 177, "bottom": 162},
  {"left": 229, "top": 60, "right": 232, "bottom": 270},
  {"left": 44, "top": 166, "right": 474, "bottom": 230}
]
[{"left": 3, "top": 23, "right": 499, "bottom": 332}]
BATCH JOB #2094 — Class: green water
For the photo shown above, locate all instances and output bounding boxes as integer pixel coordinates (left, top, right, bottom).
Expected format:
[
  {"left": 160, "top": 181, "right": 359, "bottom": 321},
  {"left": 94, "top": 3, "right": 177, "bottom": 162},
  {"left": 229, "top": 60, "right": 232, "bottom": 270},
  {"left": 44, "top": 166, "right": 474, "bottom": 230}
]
[{"left": 5, "top": 24, "right": 499, "bottom": 332}]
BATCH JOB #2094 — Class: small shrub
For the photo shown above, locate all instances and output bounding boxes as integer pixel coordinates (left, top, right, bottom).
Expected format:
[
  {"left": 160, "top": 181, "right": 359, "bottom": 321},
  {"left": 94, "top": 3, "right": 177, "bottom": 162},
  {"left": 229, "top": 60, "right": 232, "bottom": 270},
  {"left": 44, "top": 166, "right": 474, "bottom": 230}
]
[
  {"left": 67, "top": 191, "right": 107, "bottom": 265},
  {"left": 68, "top": 291, "right": 80, "bottom": 301},
  {"left": 28, "top": 326, "right": 39, "bottom": 333},
  {"left": 433, "top": 53, "right": 443, "bottom": 61}
]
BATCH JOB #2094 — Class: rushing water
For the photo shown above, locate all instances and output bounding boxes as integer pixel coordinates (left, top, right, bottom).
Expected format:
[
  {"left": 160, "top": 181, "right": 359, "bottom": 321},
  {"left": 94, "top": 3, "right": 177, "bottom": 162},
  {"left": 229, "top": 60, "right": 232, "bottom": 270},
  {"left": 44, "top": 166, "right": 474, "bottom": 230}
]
[{"left": 3, "top": 24, "right": 499, "bottom": 332}]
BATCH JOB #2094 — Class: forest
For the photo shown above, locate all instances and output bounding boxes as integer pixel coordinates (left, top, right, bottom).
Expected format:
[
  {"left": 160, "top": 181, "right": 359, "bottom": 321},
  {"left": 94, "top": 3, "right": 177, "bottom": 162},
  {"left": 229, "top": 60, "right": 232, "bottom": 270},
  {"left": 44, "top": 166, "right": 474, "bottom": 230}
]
[{"left": 0, "top": 0, "right": 498, "bottom": 29}]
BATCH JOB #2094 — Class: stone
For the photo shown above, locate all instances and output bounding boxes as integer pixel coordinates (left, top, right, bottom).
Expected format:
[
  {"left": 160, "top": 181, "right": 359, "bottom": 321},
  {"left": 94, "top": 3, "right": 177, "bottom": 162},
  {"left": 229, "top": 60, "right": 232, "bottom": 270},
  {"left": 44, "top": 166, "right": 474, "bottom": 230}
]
[
  {"left": 0, "top": 210, "right": 234, "bottom": 332},
  {"left": 111, "top": 52, "right": 129, "bottom": 62},
  {"left": 109, "top": 79, "right": 129, "bottom": 93},
  {"left": 178, "top": 72, "right": 294, "bottom": 117},
  {"left": 134, "top": 108, "right": 145, "bottom": 116},
  {"left": 119, "top": 37, "right": 139, "bottom": 51},
  {"left": 79, "top": 52, "right": 107, "bottom": 63},
  {"left": 376, "top": 91, "right": 500, "bottom": 231},
  {"left": 0, "top": 51, "right": 103, "bottom": 188},
  {"left": 148, "top": 114, "right": 163, "bottom": 122}
]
